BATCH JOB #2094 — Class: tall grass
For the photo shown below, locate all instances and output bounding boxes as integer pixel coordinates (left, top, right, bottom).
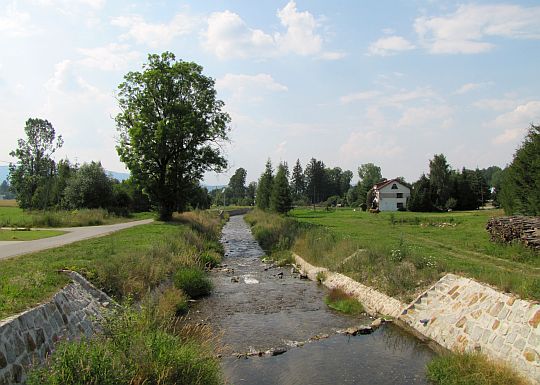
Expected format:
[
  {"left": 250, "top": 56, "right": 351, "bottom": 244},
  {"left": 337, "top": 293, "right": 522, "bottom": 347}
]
[
  {"left": 0, "top": 207, "right": 151, "bottom": 228},
  {"left": 426, "top": 352, "right": 531, "bottom": 385},
  {"left": 27, "top": 302, "right": 222, "bottom": 385}
]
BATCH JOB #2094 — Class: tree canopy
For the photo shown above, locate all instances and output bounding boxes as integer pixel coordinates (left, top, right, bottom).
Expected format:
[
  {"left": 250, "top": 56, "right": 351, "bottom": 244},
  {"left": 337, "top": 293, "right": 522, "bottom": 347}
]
[
  {"left": 9, "top": 118, "right": 63, "bottom": 209},
  {"left": 115, "top": 52, "right": 230, "bottom": 220},
  {"left": 500, "top": 124, "right": 540, "bottom": 215}
]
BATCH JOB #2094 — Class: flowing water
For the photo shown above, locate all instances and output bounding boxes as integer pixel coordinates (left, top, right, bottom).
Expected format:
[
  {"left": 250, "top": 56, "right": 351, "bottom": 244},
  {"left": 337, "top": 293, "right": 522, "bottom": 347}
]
[{"left": 193, "top": 215, "right": 435, "bottom": 385}]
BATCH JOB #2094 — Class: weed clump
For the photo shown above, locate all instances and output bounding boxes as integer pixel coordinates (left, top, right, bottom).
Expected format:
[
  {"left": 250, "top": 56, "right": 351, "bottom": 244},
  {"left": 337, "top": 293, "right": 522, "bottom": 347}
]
[
  {"left": 324, "top": 288, "right": 364, "bottom": 315},
  {"left": 426, "top": 352, "right": 530, "bottom": 385},
  {"left": 174, "top": 268, "right": 213, "bottom": 299}
]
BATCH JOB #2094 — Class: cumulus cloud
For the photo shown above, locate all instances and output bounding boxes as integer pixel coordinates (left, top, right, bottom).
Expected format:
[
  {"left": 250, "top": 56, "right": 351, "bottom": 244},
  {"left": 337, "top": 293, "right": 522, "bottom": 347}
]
[
  {"left": 78, "top": 43, "right": 140, "bottom": 71},
  {"left": 368, "top": 35, "right": 415, "bottom": 56},
  {"left": 492, "top": 101, "right": 540, "bottom": 144},
  {"left": 216, "top": 73, "right": 287, "bottom": 104},
  {"left": 0, "top": 2, "right": 37, "bottom": 37},
  {"left": 339, "top": 130, "right": 403, "bottom": 161},
  {"left": 203, "top": 1, "right": 335, "bottom": 60},
  {"left": 111, "top": 13, "right": 198, "bottom": 48},
  {"left": 415, "top": 4, "right": 540, "bottom": 54},
  {"left": 397, "top": 105, "right": 453, "bottom": 128}
]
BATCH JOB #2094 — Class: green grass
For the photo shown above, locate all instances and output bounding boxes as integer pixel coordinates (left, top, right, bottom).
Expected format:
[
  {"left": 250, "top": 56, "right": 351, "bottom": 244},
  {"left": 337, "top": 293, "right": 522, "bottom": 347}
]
[
  {"left": 0, "top": 228, "right": 65, "bottom": 241},
  {"left": 27, "top": 304, "right": 222, "bottom": 385},
  {"left": 324, "top": 288, "right": 364, "bottom": 315},
  {"left": 426, "top": 352, "right": 530, "bottom": 385},
  {"left": 173, "top": 267, "right": 213, "bottom": 299},
  {"left": 290, "top": 208, "right": 540, "bottom": 301},
  {"left": 0, "top": 206, "right": 154, "bottom": 228},
  {"left": 0, "top": 211, "right": 224, "bottom": 319}
]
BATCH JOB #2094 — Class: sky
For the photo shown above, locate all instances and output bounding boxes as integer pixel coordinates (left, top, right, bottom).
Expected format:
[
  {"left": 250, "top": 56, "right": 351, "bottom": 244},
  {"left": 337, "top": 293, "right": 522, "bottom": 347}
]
[{"left": 1, "top": 0, "right": 539, "bottom": 186}]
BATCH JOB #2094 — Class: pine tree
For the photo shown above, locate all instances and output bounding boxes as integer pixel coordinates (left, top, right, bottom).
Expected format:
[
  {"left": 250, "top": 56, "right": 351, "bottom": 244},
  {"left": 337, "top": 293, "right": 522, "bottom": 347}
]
[
  {"left": 271, "top": 163, "right": 292, "bottom": 213},
  {"left": 256, "top": 159, "right": 273, "bottom": 210},
  {"left": 291, "top": 159, "right": 305, "bottom": 199},
  {"left": 500, "top": 124, "right": 540, "bottom": 215}
]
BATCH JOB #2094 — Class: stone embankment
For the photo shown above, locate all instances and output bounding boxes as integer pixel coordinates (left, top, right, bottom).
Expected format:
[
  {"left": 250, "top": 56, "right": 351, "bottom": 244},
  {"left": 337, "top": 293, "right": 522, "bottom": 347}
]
[
  {"left": 0, "top": 271, "right": 114, "bottom": 384},
  {"left": 294, "top": 253, "right": 540, "bottom": 384}
]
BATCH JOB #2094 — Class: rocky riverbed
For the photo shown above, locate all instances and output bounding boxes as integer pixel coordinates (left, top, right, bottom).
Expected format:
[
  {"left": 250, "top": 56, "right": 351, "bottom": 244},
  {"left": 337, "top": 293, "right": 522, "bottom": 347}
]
[{"left": 192, "top": 215, "right": 435, "bottom": 384}]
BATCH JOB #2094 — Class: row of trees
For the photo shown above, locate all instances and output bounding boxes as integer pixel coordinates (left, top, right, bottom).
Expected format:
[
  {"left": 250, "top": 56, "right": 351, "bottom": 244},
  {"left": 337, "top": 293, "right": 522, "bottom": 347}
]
[
  {"left": 8, "top": 118, "right": 153, "bottom": 213},
  {"left": 408, "top": 154, "right": 497, "bottom": 212}
]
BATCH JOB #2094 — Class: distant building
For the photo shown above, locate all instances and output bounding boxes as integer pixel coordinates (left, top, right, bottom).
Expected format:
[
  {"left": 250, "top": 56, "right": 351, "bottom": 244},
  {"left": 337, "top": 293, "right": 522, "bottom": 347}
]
[{"left": 372, "top": 179, "right": 411, "bottom": 211}]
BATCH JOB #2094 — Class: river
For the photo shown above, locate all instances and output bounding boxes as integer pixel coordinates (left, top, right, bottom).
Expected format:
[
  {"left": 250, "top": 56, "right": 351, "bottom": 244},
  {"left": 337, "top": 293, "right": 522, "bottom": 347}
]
[{"left": 193, "top": 215, "right": 435, "bottom": 384}]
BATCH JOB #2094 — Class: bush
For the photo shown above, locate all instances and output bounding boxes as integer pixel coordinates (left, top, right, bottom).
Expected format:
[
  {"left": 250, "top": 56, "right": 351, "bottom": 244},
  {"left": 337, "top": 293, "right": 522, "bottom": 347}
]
[
  {"left": 427, "top": 352, "right": 530, "bottom": 385},
  {"left": 174, "top": 268, "right": 213, "bottom": 299},
  {"left": 200, "top": 250, "right": 222, "bottom": 268}
]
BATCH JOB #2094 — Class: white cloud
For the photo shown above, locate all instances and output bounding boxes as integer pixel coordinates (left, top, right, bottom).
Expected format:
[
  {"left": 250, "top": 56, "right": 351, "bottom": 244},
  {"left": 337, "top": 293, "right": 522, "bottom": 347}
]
[
  {"left": 275, "top": 1, "right": 321, "bottom": 55},
  {"left": 204, "top": 10, "right": 274, "bottom": 59},
  {"left": 397, "top": 105, "right": 453, "bottom": 128},
  {"left": 36, "top": 0, "right": 105, "bottom": 10},
  {"left": 474, "top": 98, "right": 519, "bottom": 111},
  {"left": 319, "top": 51, "right": 347, "bottom": 60},
  {"left": 111, "top": 13, "right": 198, "bottom": 48},
  {"left": 415, "top": 4, "right": 540, "bottom": 54},
  {"left": 217, "top": 73, "right": 287, "bottom": 94},
  {"left": 492, "top": 101, "right": 540, "bottom": 144},
  {"left": 454, "top": 82, "right": 490, "bottom": 95},
  {"left": 339, "top": 130, "right": 403, "bottom": 161},
  {"left": 203, "top": 1, "right": 330, "bottom": 60},
  {"left": 368, "top": 36, "right": 415, "bottom": 56},
  {"left": 0, "top": 2, "right": 37, "bottom": 37},
  {"left": 78, "top": 43, "right": 140, "bottom": 71},
  {"left": 45, "top": 60, "right": 97, "bottom": 94},
  {"left": 340, "top": 90, "right": 381, "bottom": 104}
]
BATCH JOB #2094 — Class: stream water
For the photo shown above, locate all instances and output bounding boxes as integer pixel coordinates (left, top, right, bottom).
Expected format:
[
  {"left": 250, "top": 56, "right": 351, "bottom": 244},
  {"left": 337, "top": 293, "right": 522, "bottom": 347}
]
[{"left": 193, "top": 215, "right": 435, "bottom": 384}]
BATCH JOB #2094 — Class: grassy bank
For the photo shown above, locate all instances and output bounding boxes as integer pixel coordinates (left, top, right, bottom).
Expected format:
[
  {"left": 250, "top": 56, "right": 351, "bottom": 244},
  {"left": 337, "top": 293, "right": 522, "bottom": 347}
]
[
  {"left": 2, "top": 210, "right": 225, "bottom": 384},
  {"left": 0, "top": 211, "right": 223, "bottom": 319},
  {"left": 0, "top": 206, "right": 153, "bottom": 228},
  {"left": 427, "top": 352, "right": 530, "bottom": 385},
  {"left": 245, "top": 208, "right": 540, "bottom": 302},
  {"left": 0, "top": 228, "right": 65, "bottom": 241}
]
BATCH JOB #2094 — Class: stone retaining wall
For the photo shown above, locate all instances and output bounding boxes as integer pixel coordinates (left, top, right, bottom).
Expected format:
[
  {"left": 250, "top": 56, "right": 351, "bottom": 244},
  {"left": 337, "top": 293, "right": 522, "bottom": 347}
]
[
  {"left": 293, "top": 253, "right": 404, "bottom": 318},
  {"left": 0, "top": 271, "right": 114, "bottom": 384},
  {"left": 294, "top": 254, "right": 540, "bottom": 383}
]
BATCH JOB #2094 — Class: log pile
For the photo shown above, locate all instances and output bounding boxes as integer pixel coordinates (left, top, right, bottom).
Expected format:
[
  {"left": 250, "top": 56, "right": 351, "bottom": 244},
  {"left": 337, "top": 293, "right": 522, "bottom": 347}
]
[{"left": 486, "top": 216, "right": 540, "bottom": 250}]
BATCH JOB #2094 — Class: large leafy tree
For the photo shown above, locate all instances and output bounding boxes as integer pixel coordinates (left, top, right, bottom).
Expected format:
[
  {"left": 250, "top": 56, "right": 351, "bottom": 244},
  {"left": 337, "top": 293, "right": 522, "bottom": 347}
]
[
  {"left": 271, "top": 163, "right": 292, "bottom": 213},
  {"left": 115, "top": 52, "right": 230, "bottom": 220},
  {"left": 228, "top": 168, "right": 247, "bottom": 204},
  {"left": 500, "top": 124, "right": 540, "bottom": 215},
  {"left": 9, "top": 118, "right": 63, "bottom": 209},
  {"left": 356, "top": 163, "right": 383, "bottom": 206},
  {"left": 63, "top": 162, "right": 113, "bottom": 209},
  {"left": 429, "top": 154, "right": 451, "bottom": 210}
]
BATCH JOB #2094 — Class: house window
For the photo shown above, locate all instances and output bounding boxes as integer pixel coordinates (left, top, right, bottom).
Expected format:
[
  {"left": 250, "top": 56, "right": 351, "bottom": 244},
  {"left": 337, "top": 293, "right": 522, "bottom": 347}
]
[
  {"left": 397, "top": 202, "right": 404, "bottom": 209},
  {"left": 396, "top": 193, "right": 403, "bottom": 198},
  {"left": 391, "top": 184, "right": 398, "bottom": 189}
]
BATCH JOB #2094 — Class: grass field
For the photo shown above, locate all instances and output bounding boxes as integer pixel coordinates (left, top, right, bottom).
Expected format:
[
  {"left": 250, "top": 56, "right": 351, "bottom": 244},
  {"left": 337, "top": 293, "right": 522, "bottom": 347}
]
[
  {"left": 0, "top": 228, "right": 65, "bottom": 241},
  {"left": 0, "top": 211, "right": 223, "bottom": 319},
  {"left": 0, "top": 206, "right": 153, "bottom": 228},
  {"left": 289, "top": 208, "right": 539, "bottom": 301}
]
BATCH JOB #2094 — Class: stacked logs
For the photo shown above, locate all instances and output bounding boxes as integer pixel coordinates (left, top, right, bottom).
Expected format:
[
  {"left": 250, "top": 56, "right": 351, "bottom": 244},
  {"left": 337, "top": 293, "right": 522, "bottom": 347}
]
[{"left": 486, "top": 216, "right": 540, "bottom": 250}]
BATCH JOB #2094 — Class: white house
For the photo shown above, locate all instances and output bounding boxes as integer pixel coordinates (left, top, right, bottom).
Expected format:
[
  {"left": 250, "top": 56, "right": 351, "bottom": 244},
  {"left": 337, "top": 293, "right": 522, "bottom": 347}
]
[{"left": 372, "top": 179, "right": 411, "bottom": 211}]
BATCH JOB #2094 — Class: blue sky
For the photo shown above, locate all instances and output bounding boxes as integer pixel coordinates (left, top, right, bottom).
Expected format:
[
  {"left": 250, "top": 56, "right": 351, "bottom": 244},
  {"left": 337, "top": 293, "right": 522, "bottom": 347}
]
[{"left": 1, "top": 0, "right": 539, "bottom": 185}]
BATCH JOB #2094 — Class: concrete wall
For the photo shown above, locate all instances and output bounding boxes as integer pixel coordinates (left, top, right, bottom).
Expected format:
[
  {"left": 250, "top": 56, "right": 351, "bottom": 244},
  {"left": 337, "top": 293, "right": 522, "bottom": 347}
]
[
  {"left": 0, "top": 271, "right": 114, "bottom": 384},
  {"left": 294, "top": 254, "right": 540, "bottom": 383}
]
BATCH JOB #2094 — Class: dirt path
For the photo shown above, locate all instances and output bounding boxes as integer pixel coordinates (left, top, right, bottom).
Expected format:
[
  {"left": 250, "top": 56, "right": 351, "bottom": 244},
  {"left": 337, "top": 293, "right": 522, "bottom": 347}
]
[{"left": 0, "top": 219, "right": 153, "bottom": 260}]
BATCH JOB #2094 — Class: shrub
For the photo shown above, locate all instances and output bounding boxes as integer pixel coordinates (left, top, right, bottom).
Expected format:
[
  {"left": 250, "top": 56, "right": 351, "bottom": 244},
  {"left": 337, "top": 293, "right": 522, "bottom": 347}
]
[
  {"left": 174, "top": 268, "right": 213, "bottom": 299},
  {"left": 200, "top": 250, "right": 222, "bottom": 268},
  {"left": 426, "top": 352, "right": 530, "bottom": 385}
]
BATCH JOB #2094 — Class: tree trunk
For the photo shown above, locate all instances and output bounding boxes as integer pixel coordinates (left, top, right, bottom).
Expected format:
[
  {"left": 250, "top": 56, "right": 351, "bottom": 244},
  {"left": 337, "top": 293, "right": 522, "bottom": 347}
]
[{"left": 158, "top": 203, "right": 174, "bottom": 221}]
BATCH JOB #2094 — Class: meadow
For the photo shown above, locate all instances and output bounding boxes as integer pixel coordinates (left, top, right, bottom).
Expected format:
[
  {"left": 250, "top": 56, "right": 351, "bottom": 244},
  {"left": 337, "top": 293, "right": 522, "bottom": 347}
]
[
  {"left": 0, "top": 204, "right": 153, "bottom": 228},
  {"left": 0, "top": 228, "right": 65, "bottom": 241},
  {"left": 246, "top": 208, "right": 539, "bottom": 302}
]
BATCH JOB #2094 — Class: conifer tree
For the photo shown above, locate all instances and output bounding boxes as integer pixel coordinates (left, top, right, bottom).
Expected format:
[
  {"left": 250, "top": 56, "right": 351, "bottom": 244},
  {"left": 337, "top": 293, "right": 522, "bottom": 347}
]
[
  {"left": 271, "top": 163, "right": 292, "bottom": 213},
  {"left": 256, "top": 159, "right": 273, "bottom": 210},
  {"left": 291, "top": 159, "right": 305, "bottom": 199}
]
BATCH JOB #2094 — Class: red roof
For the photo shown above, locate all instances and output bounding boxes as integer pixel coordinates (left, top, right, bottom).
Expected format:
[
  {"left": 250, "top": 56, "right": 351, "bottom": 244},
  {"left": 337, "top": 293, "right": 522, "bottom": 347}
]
[{"left": 373, "top": 178, "right": 402, "bottom": 190}]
